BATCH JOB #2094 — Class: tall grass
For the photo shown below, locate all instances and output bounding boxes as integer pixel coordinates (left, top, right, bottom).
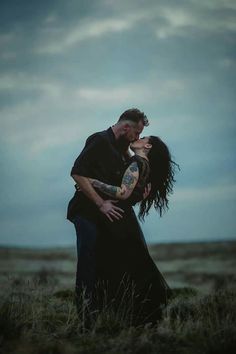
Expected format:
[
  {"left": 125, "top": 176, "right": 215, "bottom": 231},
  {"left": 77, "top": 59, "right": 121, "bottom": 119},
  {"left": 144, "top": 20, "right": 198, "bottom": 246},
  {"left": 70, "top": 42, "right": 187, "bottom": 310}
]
[{"left": 0, "top": 273, "right": 236, "bottom": 354}]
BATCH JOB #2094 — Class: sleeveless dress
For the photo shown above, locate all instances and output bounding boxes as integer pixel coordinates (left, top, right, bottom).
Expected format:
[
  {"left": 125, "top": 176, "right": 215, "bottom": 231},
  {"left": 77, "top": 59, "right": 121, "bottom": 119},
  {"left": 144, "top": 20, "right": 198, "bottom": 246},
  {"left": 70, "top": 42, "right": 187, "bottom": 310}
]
[{"left": 94, "top": 155, "right": 172, "bottom": 324}]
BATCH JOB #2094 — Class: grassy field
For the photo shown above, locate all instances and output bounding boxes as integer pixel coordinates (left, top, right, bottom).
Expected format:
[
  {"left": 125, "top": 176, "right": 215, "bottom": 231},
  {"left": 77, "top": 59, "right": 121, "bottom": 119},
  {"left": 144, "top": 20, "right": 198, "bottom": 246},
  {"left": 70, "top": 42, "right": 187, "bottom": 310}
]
[{"left": 0, "top": 240, "right": 236, "bottom": 353}]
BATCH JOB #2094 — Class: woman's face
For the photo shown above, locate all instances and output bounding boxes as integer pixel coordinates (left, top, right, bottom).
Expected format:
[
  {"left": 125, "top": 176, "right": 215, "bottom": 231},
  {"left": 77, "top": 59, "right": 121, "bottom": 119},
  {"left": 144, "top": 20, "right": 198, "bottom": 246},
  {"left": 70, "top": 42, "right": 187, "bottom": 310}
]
[{"left": 130, "top": 136, "right": 150, "bottom": 150}]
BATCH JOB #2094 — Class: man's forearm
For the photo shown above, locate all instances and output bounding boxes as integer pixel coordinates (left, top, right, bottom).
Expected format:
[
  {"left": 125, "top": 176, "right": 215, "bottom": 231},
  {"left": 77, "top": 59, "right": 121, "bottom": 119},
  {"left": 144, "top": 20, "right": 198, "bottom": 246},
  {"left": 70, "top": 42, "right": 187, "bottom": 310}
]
[
  {"left": 90, "top": 179, "right": 127, "bottom": 199},
  {"left": 71, "top": 174, "right": 104, "bottom": 208}
]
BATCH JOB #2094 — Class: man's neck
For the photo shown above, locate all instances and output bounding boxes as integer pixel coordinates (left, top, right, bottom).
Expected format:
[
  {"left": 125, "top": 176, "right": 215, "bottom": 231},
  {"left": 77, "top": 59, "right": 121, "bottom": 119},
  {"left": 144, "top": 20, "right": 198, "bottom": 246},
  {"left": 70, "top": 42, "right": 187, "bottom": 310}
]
[{"left": 111, "top": 124, "right": 121, "bottom": 140}]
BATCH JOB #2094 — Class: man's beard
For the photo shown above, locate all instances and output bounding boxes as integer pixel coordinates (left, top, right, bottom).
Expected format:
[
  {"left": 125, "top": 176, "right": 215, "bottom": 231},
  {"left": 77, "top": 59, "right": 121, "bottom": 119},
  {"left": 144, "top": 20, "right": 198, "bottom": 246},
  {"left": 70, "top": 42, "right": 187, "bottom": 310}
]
[{"left": 115, "top": 135, "right": 130, "bottom": 153}]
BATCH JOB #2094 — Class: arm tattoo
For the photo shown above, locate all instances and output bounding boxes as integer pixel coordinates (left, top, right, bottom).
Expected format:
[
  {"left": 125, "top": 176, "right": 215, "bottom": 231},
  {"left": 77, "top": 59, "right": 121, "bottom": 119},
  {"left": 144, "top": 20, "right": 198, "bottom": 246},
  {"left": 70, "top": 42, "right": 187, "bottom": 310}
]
[
  {"left": 123, "top": 173, "right": 135, "bottom": 187},
  {"left": 130, "top": 163, "right": 138, "bottom": 173},
  {"left": 92, "top": 180, "right": 119, "bottom": 197},
  {"left": 91, "top": 161, "right": 139, "bottom": 199},
  {"left": 122, "top": 162, "right": 139, "bottom": 191}
]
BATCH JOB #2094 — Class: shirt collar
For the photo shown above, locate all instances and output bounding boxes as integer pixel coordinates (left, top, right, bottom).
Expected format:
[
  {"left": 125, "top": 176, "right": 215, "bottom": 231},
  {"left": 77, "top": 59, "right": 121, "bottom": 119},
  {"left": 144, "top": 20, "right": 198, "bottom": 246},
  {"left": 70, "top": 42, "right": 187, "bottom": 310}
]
[{"left": 107, "top": 126, "right": 116, "bottom": 145}]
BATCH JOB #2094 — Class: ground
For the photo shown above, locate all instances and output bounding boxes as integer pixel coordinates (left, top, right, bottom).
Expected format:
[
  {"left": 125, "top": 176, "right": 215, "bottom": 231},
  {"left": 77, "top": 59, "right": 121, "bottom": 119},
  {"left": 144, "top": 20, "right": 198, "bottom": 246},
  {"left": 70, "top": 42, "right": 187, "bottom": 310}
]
[{"left": 0, "top": 240, "right": 236, "bottom": 353}]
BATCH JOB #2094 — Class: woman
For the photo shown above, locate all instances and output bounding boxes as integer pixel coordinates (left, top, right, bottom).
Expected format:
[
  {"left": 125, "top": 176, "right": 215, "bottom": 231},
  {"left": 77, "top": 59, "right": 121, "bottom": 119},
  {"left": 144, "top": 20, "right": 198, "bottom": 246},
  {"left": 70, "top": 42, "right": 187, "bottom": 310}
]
[{"left": 77, "top": 136, "right": 179, "bottom": 324}]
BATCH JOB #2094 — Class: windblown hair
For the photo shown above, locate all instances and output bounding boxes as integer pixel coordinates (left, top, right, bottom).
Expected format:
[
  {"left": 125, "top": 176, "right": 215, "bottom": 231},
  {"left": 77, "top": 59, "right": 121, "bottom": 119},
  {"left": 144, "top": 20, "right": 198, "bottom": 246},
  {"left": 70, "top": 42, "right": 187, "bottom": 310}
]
[
  {"left": 118, "top": 108, "right": 149, "bottom": 127},
  {"left": 138, "top": 136, "right": 180, "bottom": 221}
]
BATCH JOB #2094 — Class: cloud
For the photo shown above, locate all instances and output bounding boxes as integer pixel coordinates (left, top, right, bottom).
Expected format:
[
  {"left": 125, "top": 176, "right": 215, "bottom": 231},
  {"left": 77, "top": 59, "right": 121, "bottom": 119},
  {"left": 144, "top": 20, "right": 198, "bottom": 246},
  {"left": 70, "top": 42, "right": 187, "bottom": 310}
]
[
  {"left": 0, "top": 0, "right": 235, "bottom": 247},
  {"left": 173, "top": 184, "right": 236, "bottom": 202},
  {"left": 76, "top": 79, "right": 186, "bottom": 104},
  {"left": 1, "top": 0, "right": 235, "bottom": 63},
  {"left": 36, "top": 4, "right": 235, "bottom": 56},
  {"left": 0, "top": 97, "right": 93, "bottom": 154},
  {"left": 36, "top": 10, "right": 153, "bottom": 54},
  {"left": 1, "top": 68, "right": 234, "bottom": 158},
  {"left": 0, "top": 33, "right": 15, "bottom": 45},
  {"left": 218, "top": 58, "right": 236, "bottom": 69},
  {"left": 0, "top": 73, "right": 63, "bottom": 96},
  {"left": 199, "top": 0, "right": 236, "bottom": 11},
  {"left": 0, "top": 71, "right": 189, "bottom": 153},
  {"left": 155, "top": 4, "right": 236, "bottom": 39},
  {"left": 0, "top": 32, "right": 18, "bottom": 59}
]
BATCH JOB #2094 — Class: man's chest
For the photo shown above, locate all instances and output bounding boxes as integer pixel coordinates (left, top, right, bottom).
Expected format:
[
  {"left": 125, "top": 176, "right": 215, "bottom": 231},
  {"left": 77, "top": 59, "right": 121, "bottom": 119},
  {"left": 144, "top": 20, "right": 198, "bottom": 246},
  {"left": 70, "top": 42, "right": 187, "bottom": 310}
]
[{"left": 92, "top": 143, "right": 127, "bottom": 184}]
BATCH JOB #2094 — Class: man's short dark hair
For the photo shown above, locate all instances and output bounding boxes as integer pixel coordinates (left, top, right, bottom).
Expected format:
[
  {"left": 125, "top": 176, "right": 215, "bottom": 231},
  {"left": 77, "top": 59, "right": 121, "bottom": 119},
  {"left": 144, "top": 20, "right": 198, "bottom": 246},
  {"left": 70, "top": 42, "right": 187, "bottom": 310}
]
[{"left": 118, "top": 108, "right": 149, "bottom": 126}]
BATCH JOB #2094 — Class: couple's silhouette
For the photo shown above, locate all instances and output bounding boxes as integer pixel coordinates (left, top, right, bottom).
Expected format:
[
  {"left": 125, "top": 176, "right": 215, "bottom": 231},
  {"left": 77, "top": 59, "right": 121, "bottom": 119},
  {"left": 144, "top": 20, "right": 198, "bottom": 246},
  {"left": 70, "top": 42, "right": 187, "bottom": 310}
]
[{"left": 67, "top": 108, "right": 179, "bottom": 325}]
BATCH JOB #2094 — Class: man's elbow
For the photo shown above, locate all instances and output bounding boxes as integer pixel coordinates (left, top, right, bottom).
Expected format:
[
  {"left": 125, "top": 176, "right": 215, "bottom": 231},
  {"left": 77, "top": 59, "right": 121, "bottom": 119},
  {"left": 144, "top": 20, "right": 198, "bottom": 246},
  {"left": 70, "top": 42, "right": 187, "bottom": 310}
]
[
  {"left": 71, "top": 173, "right": 85, "bottom": 179},
  {"left": 71, "top": 173, "right": 78, "bottom": 181},
  {"left": 71, "top": 174, "right": 85, "bottom": 185}
]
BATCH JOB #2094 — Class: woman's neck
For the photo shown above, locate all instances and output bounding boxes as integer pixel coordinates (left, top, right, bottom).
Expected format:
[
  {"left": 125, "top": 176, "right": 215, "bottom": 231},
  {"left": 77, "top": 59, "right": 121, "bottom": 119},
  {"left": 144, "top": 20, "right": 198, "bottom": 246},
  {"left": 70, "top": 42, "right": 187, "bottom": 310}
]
[{"left": 134, "top": 151, "right": 149, "bottom": 161}]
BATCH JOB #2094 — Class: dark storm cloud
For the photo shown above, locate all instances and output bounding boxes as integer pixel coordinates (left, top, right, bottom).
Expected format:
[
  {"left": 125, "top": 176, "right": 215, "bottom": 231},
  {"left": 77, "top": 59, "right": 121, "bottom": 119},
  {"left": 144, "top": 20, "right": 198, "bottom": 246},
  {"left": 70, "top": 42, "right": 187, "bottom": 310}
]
[{"left": 0, "top": 0, "right": 236, "bottom": 246}]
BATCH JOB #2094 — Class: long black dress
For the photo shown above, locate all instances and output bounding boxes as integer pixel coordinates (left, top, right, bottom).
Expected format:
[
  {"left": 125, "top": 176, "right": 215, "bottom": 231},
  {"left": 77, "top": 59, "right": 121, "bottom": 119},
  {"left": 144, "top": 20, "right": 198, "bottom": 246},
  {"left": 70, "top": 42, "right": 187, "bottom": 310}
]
[{"left": 93, "top": 155, "right": 172, "bottom": 325}]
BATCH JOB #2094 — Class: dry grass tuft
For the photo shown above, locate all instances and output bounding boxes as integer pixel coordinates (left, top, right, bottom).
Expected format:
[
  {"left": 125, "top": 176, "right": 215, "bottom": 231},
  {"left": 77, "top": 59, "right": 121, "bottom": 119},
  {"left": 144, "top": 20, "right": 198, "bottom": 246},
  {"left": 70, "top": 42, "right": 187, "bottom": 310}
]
[{"left": 1, "top": 273, "right": 236, "bottom": 354}]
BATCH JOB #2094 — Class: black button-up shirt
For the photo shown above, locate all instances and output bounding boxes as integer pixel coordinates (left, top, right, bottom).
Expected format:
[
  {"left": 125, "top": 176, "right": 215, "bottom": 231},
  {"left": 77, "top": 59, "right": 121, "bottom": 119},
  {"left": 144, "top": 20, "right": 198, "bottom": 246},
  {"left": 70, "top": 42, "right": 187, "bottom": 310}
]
[{"left": 67, "top": 127, "right": 129, "bottom": 222}]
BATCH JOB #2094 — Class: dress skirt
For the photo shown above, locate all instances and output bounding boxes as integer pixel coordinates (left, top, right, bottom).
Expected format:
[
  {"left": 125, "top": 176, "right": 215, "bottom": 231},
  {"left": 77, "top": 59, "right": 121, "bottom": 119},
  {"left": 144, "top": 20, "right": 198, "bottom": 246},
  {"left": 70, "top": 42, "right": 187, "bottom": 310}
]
[{"left": 93, "top": 202, "right": 173, "bottom": 324}]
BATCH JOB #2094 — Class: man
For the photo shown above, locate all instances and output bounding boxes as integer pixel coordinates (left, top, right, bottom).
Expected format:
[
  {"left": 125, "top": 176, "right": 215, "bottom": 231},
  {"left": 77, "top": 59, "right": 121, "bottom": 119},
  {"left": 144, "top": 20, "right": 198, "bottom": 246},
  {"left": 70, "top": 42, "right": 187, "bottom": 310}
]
[{"left": 67, "top": 108, "right": 149, "bottom": 308}]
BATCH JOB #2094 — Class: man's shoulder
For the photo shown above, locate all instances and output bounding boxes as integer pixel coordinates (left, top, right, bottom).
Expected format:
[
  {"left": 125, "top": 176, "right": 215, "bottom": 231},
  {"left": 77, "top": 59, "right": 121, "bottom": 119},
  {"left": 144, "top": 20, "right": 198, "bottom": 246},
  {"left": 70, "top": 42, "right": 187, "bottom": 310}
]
[{"left": 85, "top": 128, "right": 111, "bottom": 145}]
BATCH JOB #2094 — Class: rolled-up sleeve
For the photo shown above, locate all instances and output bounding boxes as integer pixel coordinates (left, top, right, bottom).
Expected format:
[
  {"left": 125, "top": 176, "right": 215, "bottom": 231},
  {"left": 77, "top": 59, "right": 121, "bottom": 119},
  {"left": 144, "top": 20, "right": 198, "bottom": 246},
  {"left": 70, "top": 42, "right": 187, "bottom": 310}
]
[{"left": 70, "top": 134, "right": 106, "bottom": 177}]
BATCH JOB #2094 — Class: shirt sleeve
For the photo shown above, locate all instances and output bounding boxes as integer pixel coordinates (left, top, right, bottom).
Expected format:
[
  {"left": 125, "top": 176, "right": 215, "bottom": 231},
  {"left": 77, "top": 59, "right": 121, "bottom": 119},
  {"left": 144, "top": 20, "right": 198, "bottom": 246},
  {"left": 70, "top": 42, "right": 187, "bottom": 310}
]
[{"left": 70, "top": 133, "right": 107, "bottom": 177}]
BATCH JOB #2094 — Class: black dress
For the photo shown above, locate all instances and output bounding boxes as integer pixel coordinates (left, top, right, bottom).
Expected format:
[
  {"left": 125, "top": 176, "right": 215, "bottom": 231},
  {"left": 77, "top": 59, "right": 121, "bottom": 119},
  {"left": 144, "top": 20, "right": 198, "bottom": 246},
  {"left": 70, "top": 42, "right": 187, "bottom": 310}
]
[{"left": 94, "top": 155, "right": 172, "bottom": 325}]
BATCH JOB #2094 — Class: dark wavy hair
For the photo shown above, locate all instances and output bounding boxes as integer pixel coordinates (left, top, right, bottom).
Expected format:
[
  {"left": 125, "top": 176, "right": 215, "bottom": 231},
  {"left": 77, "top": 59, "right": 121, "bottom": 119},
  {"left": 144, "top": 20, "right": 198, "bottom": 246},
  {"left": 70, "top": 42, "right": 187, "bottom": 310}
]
[{"left": 138, "top": 136, "right": 180, "bottom": 221}]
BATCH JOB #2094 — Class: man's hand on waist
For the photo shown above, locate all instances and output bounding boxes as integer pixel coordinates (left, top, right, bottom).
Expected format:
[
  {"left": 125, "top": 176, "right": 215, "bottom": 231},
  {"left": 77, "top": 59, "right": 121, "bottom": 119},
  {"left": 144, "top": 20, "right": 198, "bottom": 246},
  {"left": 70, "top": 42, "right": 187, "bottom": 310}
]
[
  {"left": 74, "top": 181, "right": 124, "bottom": 222},
  {"left": 99, "top": 200, "right": 124, "bottom": 222}
]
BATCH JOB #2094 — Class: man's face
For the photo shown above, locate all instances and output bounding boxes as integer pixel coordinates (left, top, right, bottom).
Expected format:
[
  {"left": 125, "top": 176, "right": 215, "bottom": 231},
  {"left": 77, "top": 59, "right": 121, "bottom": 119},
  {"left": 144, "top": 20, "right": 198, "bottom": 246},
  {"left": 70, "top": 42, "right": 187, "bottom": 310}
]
[{"left": 124, "top": 121, "right": 144, "bottom": 143}]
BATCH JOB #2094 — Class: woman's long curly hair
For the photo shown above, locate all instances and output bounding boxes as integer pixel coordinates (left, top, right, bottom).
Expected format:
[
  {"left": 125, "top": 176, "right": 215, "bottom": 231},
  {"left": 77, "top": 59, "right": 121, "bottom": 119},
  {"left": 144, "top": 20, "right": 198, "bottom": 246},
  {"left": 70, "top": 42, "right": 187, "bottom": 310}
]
[{"left": 138, "top": 135, "right": 180, "bottom": 221}]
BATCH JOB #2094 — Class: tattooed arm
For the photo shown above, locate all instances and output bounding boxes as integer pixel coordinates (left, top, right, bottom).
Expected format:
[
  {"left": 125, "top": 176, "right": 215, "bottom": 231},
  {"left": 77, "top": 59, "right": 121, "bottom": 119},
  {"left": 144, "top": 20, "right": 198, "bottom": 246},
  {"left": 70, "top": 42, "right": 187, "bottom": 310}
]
[{"left": 76, "top": 161, "right": 139, "bottom": 200}]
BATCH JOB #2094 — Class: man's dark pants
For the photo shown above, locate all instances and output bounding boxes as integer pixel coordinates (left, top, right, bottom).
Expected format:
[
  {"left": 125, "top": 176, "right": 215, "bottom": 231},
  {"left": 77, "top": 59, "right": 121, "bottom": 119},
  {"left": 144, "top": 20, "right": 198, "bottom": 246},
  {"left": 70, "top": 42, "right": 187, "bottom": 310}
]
[{"left": 72, "top": 214, "right": 98, "bottom": 312}]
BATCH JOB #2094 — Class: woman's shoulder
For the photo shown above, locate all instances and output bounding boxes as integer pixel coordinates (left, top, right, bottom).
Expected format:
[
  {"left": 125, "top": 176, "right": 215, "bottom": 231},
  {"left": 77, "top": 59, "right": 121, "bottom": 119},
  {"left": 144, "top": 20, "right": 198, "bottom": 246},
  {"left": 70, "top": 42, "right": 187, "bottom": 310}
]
[
  {"left": 129, "top": 155, "right": 149, "bottom": 168},
  {"left": 125, "top": 155, "right": 150, "bottom": 205},
  {"left": 132, "top": 155, "right": 150, "bottom": 182},
  {"left": 127, "top": 155, "right": 150, "bottom": 184},
  {"left": 129, "top": 154, "right": 142, "bottom": 162}
]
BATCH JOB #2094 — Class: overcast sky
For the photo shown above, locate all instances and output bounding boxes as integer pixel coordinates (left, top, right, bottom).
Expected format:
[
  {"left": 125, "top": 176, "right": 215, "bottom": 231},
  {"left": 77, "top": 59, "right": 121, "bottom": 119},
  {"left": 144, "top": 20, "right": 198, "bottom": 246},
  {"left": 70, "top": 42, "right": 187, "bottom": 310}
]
[{"left": 1, "top": 0, "right": 236, "bottom": 247}]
